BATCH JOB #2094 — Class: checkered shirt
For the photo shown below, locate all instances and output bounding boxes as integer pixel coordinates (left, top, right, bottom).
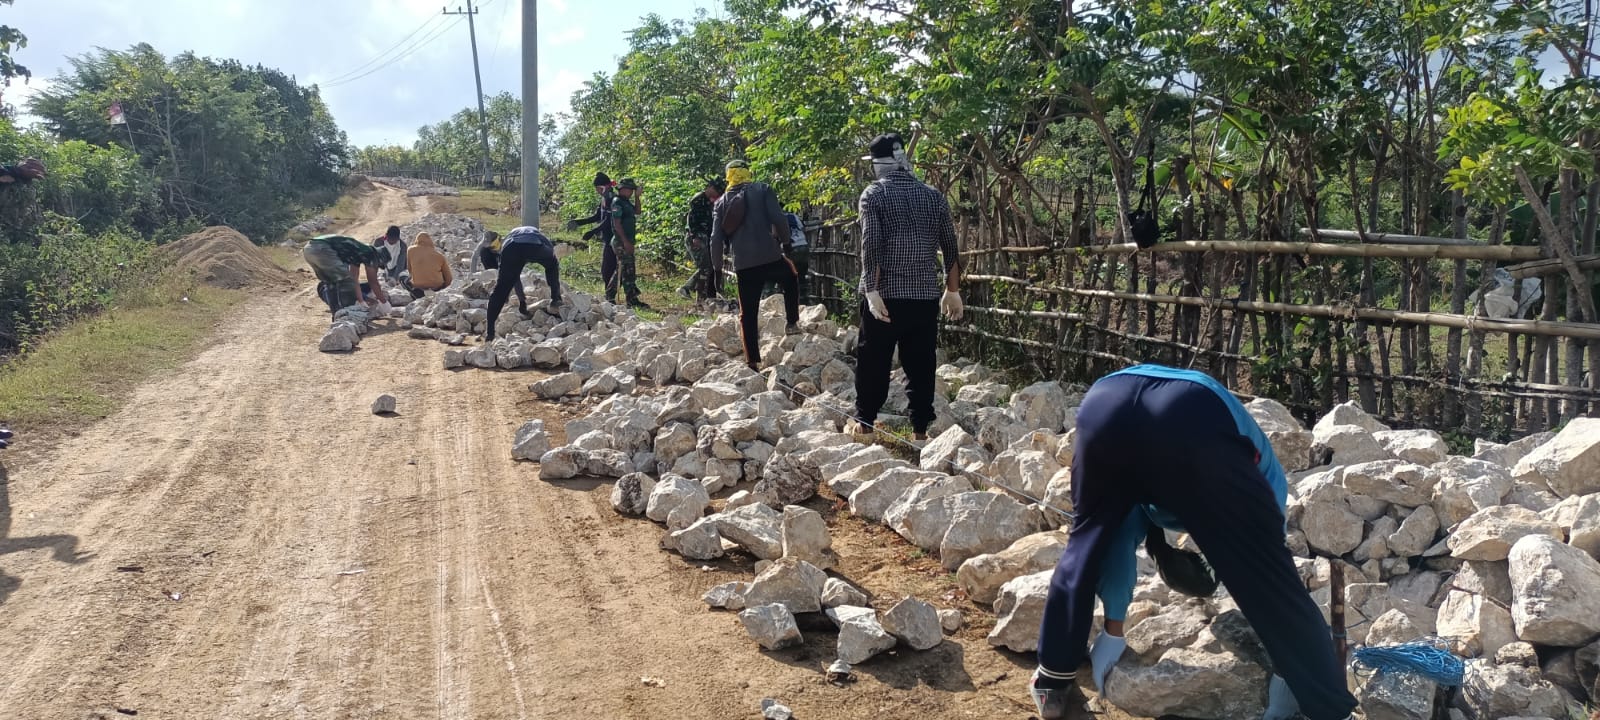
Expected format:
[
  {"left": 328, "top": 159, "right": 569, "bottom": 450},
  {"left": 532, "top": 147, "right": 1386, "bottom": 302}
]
[{"left": 858, "top": 169, "right": 960, "bottom": 300}]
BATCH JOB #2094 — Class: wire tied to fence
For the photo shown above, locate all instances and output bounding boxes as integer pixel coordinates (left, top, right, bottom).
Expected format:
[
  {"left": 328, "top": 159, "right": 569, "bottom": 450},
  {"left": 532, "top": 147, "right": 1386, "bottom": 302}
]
[{"left": 1351, "top": 639, "right": 1466, "bottom": 687}]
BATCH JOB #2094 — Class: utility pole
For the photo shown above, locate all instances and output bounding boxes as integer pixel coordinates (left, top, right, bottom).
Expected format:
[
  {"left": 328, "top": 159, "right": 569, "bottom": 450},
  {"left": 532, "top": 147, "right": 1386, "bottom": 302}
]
[
  {"left": 443, "top": 0, "right": 493, "bottom": 186},
  {"left": 520, "top": 0, "right": 538, "bottom": 227}
]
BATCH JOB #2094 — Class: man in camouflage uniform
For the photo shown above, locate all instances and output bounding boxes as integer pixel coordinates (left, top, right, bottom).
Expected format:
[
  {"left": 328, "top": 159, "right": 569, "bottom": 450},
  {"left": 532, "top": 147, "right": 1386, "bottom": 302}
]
[
  {"left": 608, "top": 178, "right": 649, "bottom": 309},
  {"left": 679, "top": 177, "right": 724, "bottom": 300}
]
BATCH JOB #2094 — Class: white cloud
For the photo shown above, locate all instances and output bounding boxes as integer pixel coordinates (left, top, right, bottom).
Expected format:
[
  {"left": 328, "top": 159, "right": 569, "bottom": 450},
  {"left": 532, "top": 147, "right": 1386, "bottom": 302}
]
[
  {"left": 545, "top": 25, "right": 586, "bottom": 48},
  {"left": 549, "top": 0, "right": 570, "bottom": 15},
  {"left": 536, "top": 67, "right": 585, "bottom": 115},
  {"left": 3, "top": 78, "right": 54, "bottom": 128}
]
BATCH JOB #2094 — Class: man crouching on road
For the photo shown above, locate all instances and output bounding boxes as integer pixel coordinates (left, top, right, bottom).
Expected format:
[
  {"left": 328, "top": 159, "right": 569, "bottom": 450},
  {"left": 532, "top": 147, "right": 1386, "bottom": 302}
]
[
  {"left": 304, "top": 234, "right": 389, "bottom": 317},
  {"left": 846, "top": 133, "right": 964, "bottom": 442}
]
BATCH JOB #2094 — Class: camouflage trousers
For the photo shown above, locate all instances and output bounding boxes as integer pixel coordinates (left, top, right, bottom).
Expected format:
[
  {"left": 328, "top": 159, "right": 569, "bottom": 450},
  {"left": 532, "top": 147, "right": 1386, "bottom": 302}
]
[
  {"left": 679, "top": 234, "right": 718, "bottom": 298},
  {"left": 607, "top": 240, "right": 641, "bottom": 302}
]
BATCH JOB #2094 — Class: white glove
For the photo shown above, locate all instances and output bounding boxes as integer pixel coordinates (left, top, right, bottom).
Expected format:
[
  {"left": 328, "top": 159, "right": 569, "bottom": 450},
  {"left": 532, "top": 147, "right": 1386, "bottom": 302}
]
[
  {"left": 940, "top": 289, "right": 964, "bottom": 321},
  {"left": 1262, "top": 674, "right": 1300, "bottom": 720},
  {"left": 865, "top": 291, "right": 890, "bottom": 322},
  {"left": 1089, "top": 631, "right": 1126, "bottom": 691}
]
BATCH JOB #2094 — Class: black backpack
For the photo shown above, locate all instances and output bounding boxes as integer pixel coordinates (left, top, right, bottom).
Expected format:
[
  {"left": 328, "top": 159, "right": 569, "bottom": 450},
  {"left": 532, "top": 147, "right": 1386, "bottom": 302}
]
[
  {"left": 719, "top": 185, "right": 749, "bottom": 235},
  {"left": 1146, "top": 524, "right": 1219, "bottom": 598},
  {"left": 1126, "top": 138, "right": 1161, "bottom": 250}
]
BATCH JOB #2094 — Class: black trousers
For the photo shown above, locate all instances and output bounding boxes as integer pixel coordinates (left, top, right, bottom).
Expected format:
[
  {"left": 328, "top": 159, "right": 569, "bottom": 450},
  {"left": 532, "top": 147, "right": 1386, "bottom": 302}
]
[
  {"left": 735, "top": 259, "right": 799, "bottom": 366},
  {"left": 486, "top": 242, "right": 560, "bottom": 339},
  {"left": 853, "top": 298, "right": 938, "bottom": 433},
  {"left": 1036, "top": 373, "right": 1357, "bottom": 720},
  {"left": 601, "top": 240, "right": 618, "bottom": 301}
]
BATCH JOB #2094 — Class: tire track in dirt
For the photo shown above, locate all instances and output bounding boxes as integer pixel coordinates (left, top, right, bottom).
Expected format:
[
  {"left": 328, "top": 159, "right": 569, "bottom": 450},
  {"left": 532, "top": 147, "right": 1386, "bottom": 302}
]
[{"left": 0, "top": 182, "right": 1076, "bottom": 720}]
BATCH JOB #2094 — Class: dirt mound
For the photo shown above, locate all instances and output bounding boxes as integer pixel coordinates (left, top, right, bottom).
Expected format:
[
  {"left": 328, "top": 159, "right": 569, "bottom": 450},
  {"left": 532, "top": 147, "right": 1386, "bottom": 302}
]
[{"left": 163, "top": 226, "right": 296, "bottom": 289}]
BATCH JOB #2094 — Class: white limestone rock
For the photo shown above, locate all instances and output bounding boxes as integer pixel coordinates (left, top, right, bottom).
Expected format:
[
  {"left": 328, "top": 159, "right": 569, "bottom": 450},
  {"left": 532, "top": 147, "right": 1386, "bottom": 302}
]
[
  {"left": 1507, "top": 534, "right": 1600, "bottom": 647},
  {"left": 955, "top": 530, "right": 1068, "bottom": 605},
  {"left": 739, "top": 604, "right": 803, "bottom": 650}
]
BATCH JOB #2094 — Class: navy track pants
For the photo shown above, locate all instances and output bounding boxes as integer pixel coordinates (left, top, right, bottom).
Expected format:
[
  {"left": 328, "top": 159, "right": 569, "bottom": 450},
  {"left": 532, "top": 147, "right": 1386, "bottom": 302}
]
[{"left": 1035, "top": 372, "right": 1357, "bottom": 719}]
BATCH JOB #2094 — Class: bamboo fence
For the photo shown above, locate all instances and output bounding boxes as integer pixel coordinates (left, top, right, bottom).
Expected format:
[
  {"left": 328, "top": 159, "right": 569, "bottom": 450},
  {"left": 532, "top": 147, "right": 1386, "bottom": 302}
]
[{"left": 805, "top": 199, "right": 1600, "bottom": 440}]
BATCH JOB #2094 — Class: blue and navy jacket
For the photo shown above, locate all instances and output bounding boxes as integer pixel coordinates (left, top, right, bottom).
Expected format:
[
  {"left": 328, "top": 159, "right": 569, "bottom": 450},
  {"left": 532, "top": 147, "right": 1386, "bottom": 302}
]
[{"left": 1095, "top": 364, "right": 1289, "bottom": 621}]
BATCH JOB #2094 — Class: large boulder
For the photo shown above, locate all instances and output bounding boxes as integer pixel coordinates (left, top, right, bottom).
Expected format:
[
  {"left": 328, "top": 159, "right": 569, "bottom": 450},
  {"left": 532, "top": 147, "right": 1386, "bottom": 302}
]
[
  {"left": 1294, "top": 471, "right": 1365, "bottom": 556},
  {"left": 1507, "top": 534, "right": 1600, "bottom": 647},
  {"left": 884, "top": 475, "right": 972, "bottom": 532},
  {"left": 1386, "top": 505, "right": 1441, "bottom": 558},
  {"left": 1431, "top": 457, "right": 1515, "bottom": 528},
  {"left": 1102, "top": 647, "right": 1270, "bottom": 720},
  {"left": 1315, "top": 424, "right": 1394, "bottom": 466},
  {"left": 1453, "top": 660, "right": 1576, "bottom": 719},
  {"left": 1246, "top": 398, "right": 1315, "bottom": 471},
  {"left": 666, "top": 517, "right": 725, "bottom": 560},
  {"left": 919, "top": 425, "right": 987, "bottom": 473},
  {"left": 988, "top": 449, "right": 1061, "bottom": 498},
  {"left": 849, "top": 468, "right": 934, "bottom": 522},
  {"left": 713, "top": 503, "right": 785, "bottom": 560},
  {"left": 510, "top": 420, "right": 551, "bottom": 461},
  {"left": 610, "top": 472, "right": 657, "bottom": 516},
  {"left": 987, "top": 570, "right": 1051, "bottom": 652},
  {"left": 1357, "top": 669, "right": 1436, "bottom": 720},
  {"left": 1447, "top": 505, "right": 1562, "bottom": 561},
  {"left": 881, "top": 597, "right": 943, "bottom": 651},
  {"left": 743, "top": 558, "right": 827, "bottom": 615},
  {"left": 780, "top": 505, "right": 832, "bottom": 569},
  {"left": 1010, "top": 381, "right": 1070, "bottom": 431},
  {"left": 821, "top": 577, "right": 869, "bottom": 609},
  {"left": 530, "top": 372, "right": 583, "bottom": 399},
  {"left": 899, "top": 491, "right": 1043, "bottom": 570},
  {"left": 1124, "top": 602, "right": 1209, "bottom": 660},
  {"left": 739, "top": 604, "right": 803, "bottom": 650},
  {"left": 1512, "top": 417, "right": 1600, "bottom": 497},
  {"left": 1341, "top": 460, "right": 1437, "bottom": 508},
  {"left": 1314, "top": 400, "right": 1390, "bottom": 435},
  {"left": 645, "top": 475, "right": 711, "bottom": 530},
  {"left": 956, "top": 531, "right": 1068, "bottom": 605},
  {"left": 1373, "top": 429, "right": 1449, "bottom": 466},
  {"left": 1437, "top": 589, "right": 1518, "bottom": 658},
  {"left": 826, "top": 605, "right": 898, "bottom": 664}
]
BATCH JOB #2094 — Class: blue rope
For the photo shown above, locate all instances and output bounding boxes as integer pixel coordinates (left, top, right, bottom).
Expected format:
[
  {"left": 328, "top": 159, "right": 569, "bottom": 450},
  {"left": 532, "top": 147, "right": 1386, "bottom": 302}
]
[{"left": 1352, "top": 639, "right": 1465, "bottom": 687}]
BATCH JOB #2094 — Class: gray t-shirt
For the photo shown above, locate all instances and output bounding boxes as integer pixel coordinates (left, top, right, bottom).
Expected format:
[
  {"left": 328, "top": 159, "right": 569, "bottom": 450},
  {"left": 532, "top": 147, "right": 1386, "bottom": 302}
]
[{"left": 711, "top": 181, "right": 786, "bottom": 271}]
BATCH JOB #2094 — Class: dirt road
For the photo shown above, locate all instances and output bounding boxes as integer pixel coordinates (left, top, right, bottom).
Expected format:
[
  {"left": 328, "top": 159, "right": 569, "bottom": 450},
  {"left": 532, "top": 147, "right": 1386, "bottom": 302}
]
[{"left": 0, "top": 184, "right": 1057, "bottom": 719}]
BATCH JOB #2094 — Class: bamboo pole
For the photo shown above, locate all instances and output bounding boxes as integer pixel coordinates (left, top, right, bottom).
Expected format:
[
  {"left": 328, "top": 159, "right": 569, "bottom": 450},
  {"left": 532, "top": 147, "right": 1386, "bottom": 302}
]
[
  {"left": 1076, "top": 239, "right": 1541, "bottom": 261},
  {"left": 1505, "top": 253, "right": 1600, "bottom": 279},
  {"left": 1299, "top": 227, "right": 1481, "bottom": 246},
  {"left": 1014, "top": 285, "right": 1600, "bottom": 340}
]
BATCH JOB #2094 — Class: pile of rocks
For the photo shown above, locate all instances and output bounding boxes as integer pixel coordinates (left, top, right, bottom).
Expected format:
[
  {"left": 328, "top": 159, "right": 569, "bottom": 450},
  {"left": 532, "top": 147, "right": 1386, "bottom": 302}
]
[
  {"left": 393, "top": 213, "right": 1600, "bottom": 719},
  {"left": 289, "top": 214, "right": 333, "bottom": 237},
  {"left": 318, "top": 305, "right": 378, "bottom": 353},
  {"left": 966, "top": 405, "right": 1600, "bottom": 720},
  {"left": 370, "top": 176, "right": 461, "bottom": 197}
]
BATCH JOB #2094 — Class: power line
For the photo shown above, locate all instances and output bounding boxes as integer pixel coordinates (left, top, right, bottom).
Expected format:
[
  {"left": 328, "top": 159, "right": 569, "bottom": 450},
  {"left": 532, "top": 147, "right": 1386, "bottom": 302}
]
[
  {"left": 320, "top": 13, "right": 446, "bottom": 86},
  {"left": 322, "top": 17, "right": 465, "bottom": 89},
  {"left": 444, "top": 0, "right": 494, "bottom": 181}
]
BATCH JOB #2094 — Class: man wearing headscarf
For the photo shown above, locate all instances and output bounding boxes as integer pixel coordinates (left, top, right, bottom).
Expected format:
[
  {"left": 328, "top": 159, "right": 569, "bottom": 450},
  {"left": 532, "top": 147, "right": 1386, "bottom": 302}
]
[
  {"left": 846, "top": 133, "right": 963, "bottom": 441},
  {"left": 711, "top": 160, "right": 799, "bottom": 369}
]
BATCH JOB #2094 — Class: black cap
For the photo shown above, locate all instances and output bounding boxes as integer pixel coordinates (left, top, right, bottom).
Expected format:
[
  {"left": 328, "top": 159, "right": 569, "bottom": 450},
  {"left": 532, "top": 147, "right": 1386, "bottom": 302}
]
[
  {"left": 593, "top": 171, "right": 612, "bottom": 186},
  {"left": 618, "top": 178, "right": 638, "bottom": 190},
  {"left": 866, "top": 133, "right": 906, "bottom": 160},
  {"left": 707, "top": 177, "right": 727, "bottom": 191}
]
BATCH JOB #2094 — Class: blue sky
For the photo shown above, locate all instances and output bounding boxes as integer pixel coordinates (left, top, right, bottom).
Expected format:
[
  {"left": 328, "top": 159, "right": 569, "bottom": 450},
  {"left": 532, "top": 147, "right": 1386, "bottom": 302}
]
[{"left": 2, "top": 0, "right": 716, "bottom": 147}]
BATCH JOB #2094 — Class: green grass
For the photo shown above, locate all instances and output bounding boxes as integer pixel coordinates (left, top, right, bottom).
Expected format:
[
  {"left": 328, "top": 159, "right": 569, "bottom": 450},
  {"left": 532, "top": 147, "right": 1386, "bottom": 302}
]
[{"left": 0, "top": 274, "right": 242, "bottom": 431}]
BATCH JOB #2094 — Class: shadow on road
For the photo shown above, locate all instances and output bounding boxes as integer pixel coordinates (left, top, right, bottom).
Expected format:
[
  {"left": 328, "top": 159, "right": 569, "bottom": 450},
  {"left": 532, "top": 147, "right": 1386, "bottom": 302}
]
[{"left": 0, "top": 462, "right": 93, "bottom": 607}]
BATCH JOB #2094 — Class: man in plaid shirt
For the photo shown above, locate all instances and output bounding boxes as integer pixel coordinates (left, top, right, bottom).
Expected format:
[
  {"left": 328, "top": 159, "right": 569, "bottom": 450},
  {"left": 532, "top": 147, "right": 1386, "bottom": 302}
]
[{"left": 848, "top": 133, "right": 964, "bottom": 440}]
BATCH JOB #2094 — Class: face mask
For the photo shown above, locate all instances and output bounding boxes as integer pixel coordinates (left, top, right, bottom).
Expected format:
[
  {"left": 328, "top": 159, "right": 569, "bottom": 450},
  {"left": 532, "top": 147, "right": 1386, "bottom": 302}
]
[{"left": 872, "top": 148, "right": 912, "bottom": 179}]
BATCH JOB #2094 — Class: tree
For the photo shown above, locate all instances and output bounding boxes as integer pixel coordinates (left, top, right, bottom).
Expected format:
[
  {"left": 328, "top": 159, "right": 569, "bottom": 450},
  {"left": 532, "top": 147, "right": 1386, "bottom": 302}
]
[{"left": 29, "top": 45, "right": 346, "bottom": 241}]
